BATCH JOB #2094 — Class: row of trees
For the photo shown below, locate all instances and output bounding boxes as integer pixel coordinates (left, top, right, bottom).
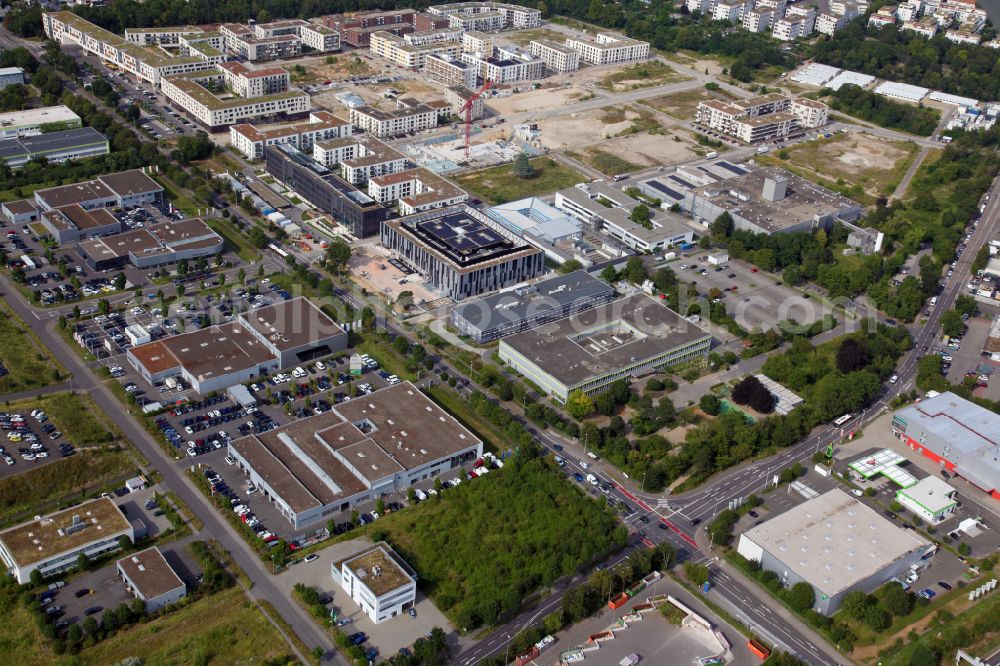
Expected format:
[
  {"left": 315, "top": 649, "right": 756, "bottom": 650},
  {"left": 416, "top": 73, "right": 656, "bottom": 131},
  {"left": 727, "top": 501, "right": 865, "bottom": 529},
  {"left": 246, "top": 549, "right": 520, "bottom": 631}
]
[
  {"left": 824, "top": 83, "right": 939, "bottom": 136},
  {"left": 813, "top": 21, "right": 1000, "bottom": 103}
]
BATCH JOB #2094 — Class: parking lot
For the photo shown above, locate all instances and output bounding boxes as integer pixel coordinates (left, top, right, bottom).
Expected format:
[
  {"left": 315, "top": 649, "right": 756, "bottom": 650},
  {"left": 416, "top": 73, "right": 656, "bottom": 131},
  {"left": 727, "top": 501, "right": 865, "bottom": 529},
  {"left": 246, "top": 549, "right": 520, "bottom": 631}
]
[
  {"left": 274, "top": 538, "right": 456, "bottom": 660},
  {"left": 0, "top": 407, "right": 78, "bottom": 480},
  {"left": 941, "top": 316, "right": 1000, "bottom": 401},
  {"left": 669, "top": 255, "right": 823, "bottom": 335}
]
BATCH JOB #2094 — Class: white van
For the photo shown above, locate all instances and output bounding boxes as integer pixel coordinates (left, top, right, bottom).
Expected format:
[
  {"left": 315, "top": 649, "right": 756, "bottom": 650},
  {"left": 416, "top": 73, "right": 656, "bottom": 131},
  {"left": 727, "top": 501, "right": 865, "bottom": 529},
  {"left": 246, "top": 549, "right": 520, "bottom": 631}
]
[
  {"left": 930, "top": 296, "right": 938, "bottom": 306},
  {"left": 756, "top": 146, "right": 770, "bottom": 154},
  {"left": 586, "top": 451, "right": 599, "bottom": 461},
  {"left": 705, "top": 151, "right": 718, "bottom": 159}
]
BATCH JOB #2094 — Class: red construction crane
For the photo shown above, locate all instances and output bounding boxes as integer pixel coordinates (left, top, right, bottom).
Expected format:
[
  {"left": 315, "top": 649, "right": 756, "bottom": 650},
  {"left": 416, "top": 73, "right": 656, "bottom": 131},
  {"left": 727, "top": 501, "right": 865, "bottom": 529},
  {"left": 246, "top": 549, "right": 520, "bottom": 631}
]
[{"left": 462, "top": 79, "right": 494, "bottom": 158}]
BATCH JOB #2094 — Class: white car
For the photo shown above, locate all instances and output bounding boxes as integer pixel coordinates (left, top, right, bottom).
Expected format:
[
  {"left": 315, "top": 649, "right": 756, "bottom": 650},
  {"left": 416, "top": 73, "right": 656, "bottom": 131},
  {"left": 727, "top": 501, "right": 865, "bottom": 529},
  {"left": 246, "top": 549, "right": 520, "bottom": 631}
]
[
  {"left": 905, "top": 572, "right": 919, "bottom": 584},
  {"left": 225, "top": 455, "right": 236, "bottom": 466},
  {"left": 314, "top": 361, "right": 326, "bottom": 371},
  {"left": 889, "top": 374, "right": 898, "bottom": 384},
  {"left": 851, "top": 489, "right": 864, "bottom": 497},
  {"left": 580, "top": 461, "right": 590, "bottom": 469}
]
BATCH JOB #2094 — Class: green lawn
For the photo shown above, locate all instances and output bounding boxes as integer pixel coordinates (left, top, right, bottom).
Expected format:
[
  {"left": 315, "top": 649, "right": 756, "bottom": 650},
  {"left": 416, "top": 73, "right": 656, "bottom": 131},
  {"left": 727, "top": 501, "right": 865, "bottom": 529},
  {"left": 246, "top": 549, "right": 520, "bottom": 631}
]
[
  {"left": 566, "top": 149, "right": 642, "bottom": 176},
  {"left": 0, "top": 299, "right": 68, "bottom": 394},
  {"left": 642, "top": 87, "right": 739, "bottom": 120},
  {"left": 80, "top": 588, "right": 295, "bottom": 665},
  {"left": 454, "top": 157, "right": 587, "bottom": 204},
  {"left": 598, "top": 60, "right": 689, "bottom": 92},
  {"left": 17, "top": 392, "right": 122, "bottom": 445},
  {"left": 205, "top": 217, "right": 261, "bottom": 263},
  {"left": 0, "top": 449, "right": 134, "bottom": 526}
]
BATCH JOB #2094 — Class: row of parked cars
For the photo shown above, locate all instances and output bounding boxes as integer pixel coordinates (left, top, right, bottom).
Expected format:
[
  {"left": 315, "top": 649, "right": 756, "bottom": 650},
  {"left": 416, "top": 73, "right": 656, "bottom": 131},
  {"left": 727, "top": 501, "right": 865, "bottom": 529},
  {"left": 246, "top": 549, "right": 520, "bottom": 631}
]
[{"left": 0, "top": 410, "right": 69, "bottom": 464}]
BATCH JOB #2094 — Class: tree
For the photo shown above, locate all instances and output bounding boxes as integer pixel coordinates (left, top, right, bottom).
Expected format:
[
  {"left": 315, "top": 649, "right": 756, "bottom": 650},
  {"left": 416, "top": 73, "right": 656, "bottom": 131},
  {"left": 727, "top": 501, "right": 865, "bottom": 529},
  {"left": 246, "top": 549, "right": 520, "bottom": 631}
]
[
  {"left": 939, "top": 309, "right": 965, "bottom": 338},
  {"left": 565, "top": 390, "right": 595, "bottom": 420},
  {"left": 699, "top": 394, "right": 721, "bottom": 415},
  {"left": 880, "top": 582, "right": 913, "bottom": 617},
  {"left": 835, "top": 338, "right": 869, "bottom": 374},
  {"left": 601, "top": 265, "right": 618, "bottom": 282},
  {"left": 909, "top": 644, "right": 940, "bottom": 666},
  {"left": 237, "top": 267, "right": 246, "bottom": 285},
  {"left": 29, "top": 568, "right": 44, "bottom": 586},
  {"left": 629, "top": 204, "right": 651, "bottom": 227},
  {"left": 512, "top": 152, "right": 535, "bottom": 179},
  {"left": 863, "top": 605, "right": 891, "bottom": 632},
  {"left": 683, "top": 561, "right": 709, "bottom": 585},
  {"left": 710, "top": 212, "right": 734, "bottom": 241},
  {"left": 113, "top": 272, "right": 126, "bottom": 290},
  {"left": 731, "top": 375, "right": 775, "bottom": 413},
  {"left": 787, "top": 582, "right": 815, "bottom": 612},
  {"left": 76, "top": 552, "right": 88, "bottom": 571},
  {"left": 556, "top": 259, "right": 583, "bottom": 274},
  {"left": 324, "top": 239, "right": 351, "bottom": 272}
]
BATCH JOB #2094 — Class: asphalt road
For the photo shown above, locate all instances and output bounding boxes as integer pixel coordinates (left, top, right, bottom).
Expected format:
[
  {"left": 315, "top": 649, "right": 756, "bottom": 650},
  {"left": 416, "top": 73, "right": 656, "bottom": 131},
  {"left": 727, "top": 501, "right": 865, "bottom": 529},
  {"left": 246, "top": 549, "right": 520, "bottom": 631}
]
[{"left": 0, "top": 275, "right": 344, "bottom": 664}]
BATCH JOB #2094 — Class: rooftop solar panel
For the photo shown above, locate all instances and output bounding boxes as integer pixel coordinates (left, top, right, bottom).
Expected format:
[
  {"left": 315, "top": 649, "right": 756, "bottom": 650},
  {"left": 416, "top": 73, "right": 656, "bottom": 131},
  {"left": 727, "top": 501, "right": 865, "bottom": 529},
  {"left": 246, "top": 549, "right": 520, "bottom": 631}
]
[
  {"left": 645, "top": 180, "right": 683, "bottom": 201},
  {"left": 716, "top": 161, "right": 747, "bottom": 176},
  {"left": 669, "top": 175, "right": 695, "bottom": 189}
]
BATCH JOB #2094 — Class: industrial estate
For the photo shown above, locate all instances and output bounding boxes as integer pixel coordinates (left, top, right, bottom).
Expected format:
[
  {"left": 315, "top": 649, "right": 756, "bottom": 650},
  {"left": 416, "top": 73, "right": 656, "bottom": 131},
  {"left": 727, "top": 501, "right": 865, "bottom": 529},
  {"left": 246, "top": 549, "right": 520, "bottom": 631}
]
[{"left": 0, "top": 0, "right": 999, "bottom": 665}]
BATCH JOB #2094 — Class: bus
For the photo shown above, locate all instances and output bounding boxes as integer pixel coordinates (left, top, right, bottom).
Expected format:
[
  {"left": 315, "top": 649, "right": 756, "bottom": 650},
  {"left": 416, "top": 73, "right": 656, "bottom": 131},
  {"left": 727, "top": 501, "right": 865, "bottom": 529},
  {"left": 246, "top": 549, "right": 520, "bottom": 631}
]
[
  {"left": 833, "top": 413, "right": 854, "bottom": 427},
  {"left": 268, "top": 243, "right": 289, "bottom": 259}
]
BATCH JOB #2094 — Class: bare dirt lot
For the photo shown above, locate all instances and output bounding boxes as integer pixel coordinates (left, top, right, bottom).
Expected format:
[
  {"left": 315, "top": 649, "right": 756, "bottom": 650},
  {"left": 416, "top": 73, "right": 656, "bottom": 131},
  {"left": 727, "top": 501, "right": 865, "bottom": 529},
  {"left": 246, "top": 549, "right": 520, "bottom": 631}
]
[
  {"left": 533, "top": 106, "right": 634, "bottom": 150},
  {"left": 568, "top": 131, "right": 704, "bottom": 173},
  {"left": 485, "top": 84, "right": 594, "bottom": 116},
  {"left": 349, "top": 248, "right": 440, "bottom": 307},
  {"left": 289, "top": 53, "right": 374, "bottom": 84},
  {"left": 758, "top": 132, "right": 919, "bottom": 202},
  {"left": 643, "top": 87, "right": 740, "bottom": 120}
]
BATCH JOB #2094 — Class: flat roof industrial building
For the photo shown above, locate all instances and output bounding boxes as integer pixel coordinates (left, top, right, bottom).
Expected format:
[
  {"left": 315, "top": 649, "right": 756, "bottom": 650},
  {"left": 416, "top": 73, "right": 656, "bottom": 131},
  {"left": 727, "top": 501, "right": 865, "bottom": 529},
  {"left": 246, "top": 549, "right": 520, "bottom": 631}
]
[
  {"left": 0, "top": 127, "right": 109, "bottom": 169},
  {"left": 683, "top": 166, "right": 862, "bottom": 236},
  {"left": 381, "top": 206, "right": 544, "bottom": 301},
  {"left": 228, "top": 381, "right": 482, "bottom": 528},
  {"left": 451, "top": 270, "right": 617, "bottom": 343},
  {"left": 892, "top": 391, "right": 1000, "bottom": 500},
  {"left": 333, "top": 541, "right": 418, "bottom": 624},
  {"left": 0, "top": 497, "right": 133, "bottom": 584},
  {"left": 127, "top": 297, "right": 347, "bottom": 394},
  {"left": 34, "top": 169, "right": 163, "bottom": 212},
  {"left": 77, "top": 218, "right": 224, "bottom": 269},
  {"left": 116, "top": 547, "right": 187, "bottom": 611},
  {"left": 737, "top": 489, "right": 932, "bottom": 614},
  {"left": 498, "top": 293, "right": 711, "bottom": 402}
]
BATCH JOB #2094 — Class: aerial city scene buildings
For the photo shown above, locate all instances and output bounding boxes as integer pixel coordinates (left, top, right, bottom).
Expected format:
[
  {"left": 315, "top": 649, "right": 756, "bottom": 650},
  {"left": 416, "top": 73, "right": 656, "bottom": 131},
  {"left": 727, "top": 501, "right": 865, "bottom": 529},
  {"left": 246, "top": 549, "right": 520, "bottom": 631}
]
[{"left": 0, "top": 0, "right": 997, "bottom": 663}]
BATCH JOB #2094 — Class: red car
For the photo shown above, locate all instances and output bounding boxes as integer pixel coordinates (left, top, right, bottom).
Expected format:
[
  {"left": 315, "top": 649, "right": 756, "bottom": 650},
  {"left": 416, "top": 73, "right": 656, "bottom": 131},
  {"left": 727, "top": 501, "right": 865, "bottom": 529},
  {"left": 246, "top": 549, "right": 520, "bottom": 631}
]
[{"left": 750, "top": 267, "right": 759, "bottom": 273}]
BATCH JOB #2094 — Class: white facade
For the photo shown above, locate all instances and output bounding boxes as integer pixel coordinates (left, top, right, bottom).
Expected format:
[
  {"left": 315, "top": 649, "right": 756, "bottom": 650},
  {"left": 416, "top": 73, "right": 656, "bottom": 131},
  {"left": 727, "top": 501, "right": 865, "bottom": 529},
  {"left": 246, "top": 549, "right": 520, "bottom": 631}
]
[
  {"left": 461, "top": 47, "right": 545, "bottom": 84},
  {"left": 334, "top": 544, "right": 416, "bottom": 624},
  {"left": 529, "top": 40, "right": 581, "bottom": 73},
  {"left": 790, "top": 98, "right": 829, "bottom": 128},
  {"left": 220, "top": 62, "right": 291, "bottom": 98},
  {"left": 428, "top": 2, "right": 541, "bottom": 30},
  {"left": 564, "top": 33, "right": 650, "bottom": 65},
  {"left": 229, "top": 111, "right": 352, "bottom": 161},
  {"left": 349, "top": 103, "right": 439, "bottom": 138},
  {"left": 161, "top": 69, "right": 309, "bottom": 130},
  {"left": 895, "top": 477, "right": 958, "bottom": 524},
  {"left": 370, "top": 30, "right": 463, "bottom": 69},
  {"left": 713, "top": 1, "right": 747, "bottom": 22},
  {"left": 117, "top": 547, "right": 187, "bottom": 612}
]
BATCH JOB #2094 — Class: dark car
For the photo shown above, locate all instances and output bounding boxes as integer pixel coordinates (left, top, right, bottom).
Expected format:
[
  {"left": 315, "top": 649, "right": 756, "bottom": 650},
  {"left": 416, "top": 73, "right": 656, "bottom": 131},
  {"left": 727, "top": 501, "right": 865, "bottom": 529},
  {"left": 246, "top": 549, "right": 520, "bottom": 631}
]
[
  {"left": 349, "top": 632, "right": 367, "bottom": 645},
  {"left": 657, "top": 522, "right": 668, "bottom": 530},
  {"left": 884, "top": 510, "right": 897, "bottom": 520},
  {"left": 75, "top": 588, "right": 92, "bottom": 598},
  {"left": 552, "top": 444, "right": 563, "bottom": 451},
  {"left": 318, "top": 594, "right": 332, "bottom": 605},
  {"left": 690, "top": 518, "right": 702, "bottom": 526},
  {"left": 639, "top": 515, "right": 650, "bottom": 524},
  {"left": 748, "top": 510, "right": 759, "bottom": 518},
  {"left": 84, "top": 606, "right": 102, "bottom": 616},
  {"left": 938, "top": 581, "right": 953, "bottom": 591}
]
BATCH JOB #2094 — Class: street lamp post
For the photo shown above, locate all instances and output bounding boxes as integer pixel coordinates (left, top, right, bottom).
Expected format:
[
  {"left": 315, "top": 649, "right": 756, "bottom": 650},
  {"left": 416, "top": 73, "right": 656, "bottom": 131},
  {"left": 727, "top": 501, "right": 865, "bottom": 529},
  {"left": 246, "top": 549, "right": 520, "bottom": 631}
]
[{"left": 504, "top": 633, "right": 513, "bottom": 666}]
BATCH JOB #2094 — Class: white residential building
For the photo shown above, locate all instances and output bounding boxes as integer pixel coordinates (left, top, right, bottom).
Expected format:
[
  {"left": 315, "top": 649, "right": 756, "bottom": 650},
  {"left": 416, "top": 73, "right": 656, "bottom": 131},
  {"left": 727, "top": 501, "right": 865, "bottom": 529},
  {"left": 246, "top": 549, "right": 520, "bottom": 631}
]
[
  {"left": 348, "top": 99, "right": 445, "bottom": 138},
  {"left": 333, "top": 543, "right": 417, "bottom": 624},
  {"left": 713, "top": 0, "right": 748, "bottom": 22},
  {"left": 461, "top": 30, "right": 495, "bottom": 55},
  {"left": 368, "top": 167, "right": 468, "bottom": 214},
  {"left": 903, "top": 17, "right": 940, "bottom": 36},
  {"left": 529, "top": 39, "right": 580, "bottom": 73},
  {"left": 312, "top": 133, "right": 408, "bottom": 184},
  {"left": 427, "top": 2, "right": 541, "bottom": 30},
  {"left": 790, "top": 98, "right": 829, "bottom": 128},
  {"left": 897, "top": 0, "right": 922, "bottom": 21},
  {"left": 220, "top": 62, "right": 290, "bottom": 98},
  {"left": 370, "top": 30, "right": 463, "bottom": 69},
  {"left": 424, "top": 52, "right": 479, "bottom": 89},
  {"left": 461, "top": 46, "right": 545, "bottom": 84},
  {"left": 229, "top": 111, "right": 352, "bottom": 160},
  {"left": 564, "top": 32, "right": 649, "bottom": 65},
  {"left": 945, "top": 28, "right": 980, "bottom": 44},
  {"left": 869, "top": 5, "right": 899, "bottom": 26}
]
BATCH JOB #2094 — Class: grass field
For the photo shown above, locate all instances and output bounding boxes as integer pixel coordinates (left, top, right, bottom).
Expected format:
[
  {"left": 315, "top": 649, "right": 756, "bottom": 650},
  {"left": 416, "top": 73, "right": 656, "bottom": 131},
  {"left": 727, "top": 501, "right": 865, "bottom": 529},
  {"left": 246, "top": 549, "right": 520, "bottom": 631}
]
[
  {"left": 10, "top": 392, "right": 122, "bottom": 445},
  {"left": 426, "top": 386, "right": 505, "bottom": 454},
  {"left": 643, "top": 87, "right": 739, "bottom": 120},
  {"left": 454, "top": 157, "right": 586, "bottom": 204},
  {"left": 0, "top": 299, "right": 67, "bottom": 394},
  {"left": 0, "top": 449, "right": 134, "bottom": 525},
  {"left": 598, "top": 61, "right": 689, "bottom": 92},
  {"left": 205, "top": 218, "right": 260, "bottom": 263},
  {"left": 566, "top": 148, "right": 642, "bottom": 176},
  {"left": 81, "top": 588, "right": 295, "bottom": 665},
  {"left": 757, "top": 132, "right": 919, "bottom": 205},
  {"left": 502, "top": 27, "right": 567, "bottom": 46}
]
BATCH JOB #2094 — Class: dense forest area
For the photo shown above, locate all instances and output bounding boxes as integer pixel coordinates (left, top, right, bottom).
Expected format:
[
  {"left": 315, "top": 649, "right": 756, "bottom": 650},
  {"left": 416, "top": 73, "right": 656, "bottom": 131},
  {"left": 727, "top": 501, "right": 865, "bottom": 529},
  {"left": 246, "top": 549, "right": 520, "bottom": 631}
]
[
  {"left": 823, "top": 83, "right": 939, "bottom": 136},
  {"left": 812, "top": 22, "right": 1000, "bottom": 103}
]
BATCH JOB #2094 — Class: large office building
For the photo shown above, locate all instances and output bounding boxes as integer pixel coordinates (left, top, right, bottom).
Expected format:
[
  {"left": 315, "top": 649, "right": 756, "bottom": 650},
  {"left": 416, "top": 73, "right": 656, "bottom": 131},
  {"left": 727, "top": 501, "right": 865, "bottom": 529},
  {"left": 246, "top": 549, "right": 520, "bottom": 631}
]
[
  {"left": 498, "top": 293, "right": 712, "bottom": 402},
  {"left": 162, "top": 67, "right": 310, "bottom": 132},
  {"left": 554, "top": 182, "right": 694, "bottom": 252},
  {"left": 333, "top": 542, "right": 418, "bottom": 624},
  {"left": 40, "top": 203, "right": 121, "bottom": 245},
  {"left": 381, "top": 206, "right": 545, "bottom": 301},
  {"left": 228, "top": 381, "right": 483, "bottom": 528},
  {"left": 486, "top": 196, "right": 583, "bottom": 261},
  {"left": 0, "top": 127, "right": 109, "bottom": 169},
  {"left": 34, "top": 169, "right": 163, "bottom": 212},
  {"left": 117, "top": 547, "right": 187, "bottom": 612},
  {"left": 426, "top": 2, "right": 542, "bottom": 30},
  {"left": 737, "top": 489, "right": 932, "bottom": 615},
  {"left": 564, "top": 32, "right": 649, "bottom": 65},
  {"left": 265, "top": 143, "right": 389, "bottom": 238},
  {"left": 77, "top": 218, "right": 225, "bottom": 270},
  {"left": 892, "top": 392, "right": 1000, "bottom": 500},
  {"left": 0, "top": 497, "right": 133, "bottom": 584},
  {"left": 683, "top": 166, "right": 863, "bottom": 236},
  {"left": 127, "top": 297, "right": 347, "bottom": 393},
  {"left": 451, "top": 270, "right": 617, "bottom": 343},
  {"left": 229, "top": 111, "right": 353, "bottom": 161},
  {"left": 0, "top": 105, "right": 82, "bottom": 139}
]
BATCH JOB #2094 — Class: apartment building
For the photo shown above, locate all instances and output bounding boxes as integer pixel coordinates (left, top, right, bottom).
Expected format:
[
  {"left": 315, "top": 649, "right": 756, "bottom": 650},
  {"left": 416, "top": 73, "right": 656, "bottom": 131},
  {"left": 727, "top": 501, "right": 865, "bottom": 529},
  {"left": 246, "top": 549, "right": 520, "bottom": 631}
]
[
  {"left": 300, "top": 23, "right": 341, "bottom": 52},
  {"left": 162, "top": 68, "right": 309, "bottom": 131},
  {"left": 368, "top": 167, "right": 468, "bottom": 214},
  {"left": 179, "top": 33, "right": 227, "bottom": 64},
  {"left": 945, "top": 28, "right": 981, "bottom": 44},
  {"left": 229, "top": 110, "right": 352, "bottom": 160},
  {"left": 743, "top": 7, "right": 776, "bottom": 31},
  {"left": 774, "top": 4, "right": 817, "bottom": 39},
  {"left": 713, "top": 0, "right": 748, "bottom": 22},
  {"left": 816, "top": 11, "right": 853, "bottom": 35},
  {"left": 445, "top": 85, "right": 485, "bottom": 119},
  {"left": 565, "top": 32, "right": 650, "bottom": 65},
  {"left": 322, "top": 9, "right": 417, "bottom": 47},
  {"left": 425, "top": 52, "right": 479, "bottom": 89},
  {"left": 461, "top": 46, "right": 544, "bottom": 83},
  {"left": 313, "top": 133, "right": 408, "bottom": 184},
  {"left": 426, "top": 2, "right": 542, "bottom": 30},
  {"left": 349, "top": 99, "right": 445, "bottom": 138},
  {"left": 903, "top": 16, "right": 940, "bottom": 36},
  {"left": 370, "top": 30, "right": 463, "bottom": 69},
  {"left": 687, "top": 0, "right": 715, "bottom": 13},
  {"left": 462, "top": 30, "right": 495, "bottom": 55},
  {"left": 220, "top": 62, "right": 290, "bottom": 97},
  {"left": 790, "top": 98, "right": 829, "bottom": 127},
  {"left": 869, "top": 5, "right": 899, "bottom": 26},
  {"left": 897, "top": 0, "right": 921, "bottom": 21},
  {"left": 696, "top": 93, "right": 827, "bottom": 143},
  {"left": 414, "top": 12, "right": 454, "bottom": 31},
  {"left": 220, "top": 23, "right": 301, "bottom": 61},
  {"left": 529, "top": 39, "right": 581, "bottom": 73},
  {"left": 43, "top": 12, "right": 219, "bottom": 86},
  {"left": 125, "top": 25, "right": 203, "bottom": 45},
  {"left": 403, "top": 27, "right": 464, "bottom": 45}
]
